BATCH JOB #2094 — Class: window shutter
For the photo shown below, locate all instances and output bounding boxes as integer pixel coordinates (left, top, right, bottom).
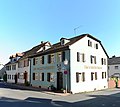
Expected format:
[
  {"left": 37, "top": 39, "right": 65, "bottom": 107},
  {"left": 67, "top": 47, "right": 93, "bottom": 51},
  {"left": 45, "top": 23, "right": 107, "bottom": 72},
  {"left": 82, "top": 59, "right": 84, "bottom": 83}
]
[
  {"left": 33, "top": 73, "right": 35, "bottom": 80},
  {"left": 95, "top": 72, "right": 97, "bottom": 80},
  {"left": 101, "top": 58, "right": 104, "bottom": 65},
  {"left": 94, "top": 56, "right": 96, "bottom": 64},
  {"left": 42, "top": 73, "right": 44, "bottom": 81},
  {"left": 76, "top": 72, "right": 79, "bottom": 83},
  {"left": 62, "top": 51, "right": 65, "bottom": 62},
  {"left": 91, "top": 55, "right": 93, "bottom": 64},
  {"left": 82, "top": 54, "right": 85, "bottom": 62},
  {"left": 42, "top": 56, "right": 44, "bottom": 64},
  {"left": 82, "top": 72, "right": 85, "bottom": 82},
  {"left": 77, "top": 52, "right": 80, "bottom": 62},
  {"left": 33, "top": 58, "right": 35, "bottom": 65}
]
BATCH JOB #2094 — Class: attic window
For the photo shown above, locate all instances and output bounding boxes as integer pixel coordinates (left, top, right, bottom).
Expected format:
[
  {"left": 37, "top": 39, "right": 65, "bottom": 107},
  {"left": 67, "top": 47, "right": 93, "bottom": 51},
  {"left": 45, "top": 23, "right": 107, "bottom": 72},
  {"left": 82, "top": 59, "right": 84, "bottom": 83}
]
[
  {"left": 61, "top": 39, "right": 65, "bottom": 45},
  {"left": 60, "top": 38, "right": 70, "bottom": 45}
]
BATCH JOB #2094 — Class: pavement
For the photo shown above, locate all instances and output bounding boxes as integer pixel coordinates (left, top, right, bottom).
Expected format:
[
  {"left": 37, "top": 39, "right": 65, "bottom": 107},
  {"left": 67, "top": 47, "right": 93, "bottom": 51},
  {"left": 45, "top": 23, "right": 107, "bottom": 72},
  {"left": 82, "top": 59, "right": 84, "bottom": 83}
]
[{"left": 3, "top": 82, "right": 71, "bottom": 96}]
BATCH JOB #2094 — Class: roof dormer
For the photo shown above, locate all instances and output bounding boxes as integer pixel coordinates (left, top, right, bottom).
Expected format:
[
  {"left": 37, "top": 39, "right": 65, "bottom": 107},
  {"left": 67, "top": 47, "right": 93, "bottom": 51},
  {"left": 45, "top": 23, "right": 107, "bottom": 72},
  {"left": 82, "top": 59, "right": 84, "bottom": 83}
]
[{"left": 60, "top": 38, "right": 70, "bottom": 45}]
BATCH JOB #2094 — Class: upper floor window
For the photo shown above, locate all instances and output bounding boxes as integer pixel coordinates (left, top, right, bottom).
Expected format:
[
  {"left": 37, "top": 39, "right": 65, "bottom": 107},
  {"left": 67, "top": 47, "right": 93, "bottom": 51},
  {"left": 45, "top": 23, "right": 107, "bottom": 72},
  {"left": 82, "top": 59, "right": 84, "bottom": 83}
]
[
  {"left": 57, "top": 52, "right": 62, "bottom": 62},
  {"left": 76, "top": 72, "right": 85, "bottom": 83},
  {"left": 115, "top": 66, "right": 119, "bottom": 70},
  {"left": 12, "top": 65, "right": 16, "bottom": 70},
  {"left": 40, "top": 73, "right": 44, "bottom": 81},
  {"left": 77, "top": 52, "right": 85, "bottom": 62},
  {"left": 24, "top": 60, "right": 29, "bottom": 67},
  {"left": 6, "top": 65, "right": 11, "bottom": 71},
  {"left": 90, "top": 55, "right": 96, "bottom": 64},
  {"left": 101, "top": 58, "right": 106, "bottom": 65},
  {"left": 40, "top": 56, "right": 44, "bottom": 64},
  {"left": 94, "top": 43, "right": 98, "bottom": 49},
  {"left": 33, "top": 58, "right": 38, "bottom": 65},
  {"left": 48, "top": 54, "right": 54, "bottom": 64},
  {"left": 88, "top": 40, "right": 92, "bottom": 47}
]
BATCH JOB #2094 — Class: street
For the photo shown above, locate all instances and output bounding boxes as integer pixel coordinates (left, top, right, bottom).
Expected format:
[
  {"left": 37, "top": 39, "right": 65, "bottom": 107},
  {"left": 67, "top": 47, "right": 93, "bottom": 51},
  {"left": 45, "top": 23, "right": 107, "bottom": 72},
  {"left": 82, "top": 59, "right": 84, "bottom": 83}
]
[{"left": 0, "top": 82, "right": 120, "bottom": 107}]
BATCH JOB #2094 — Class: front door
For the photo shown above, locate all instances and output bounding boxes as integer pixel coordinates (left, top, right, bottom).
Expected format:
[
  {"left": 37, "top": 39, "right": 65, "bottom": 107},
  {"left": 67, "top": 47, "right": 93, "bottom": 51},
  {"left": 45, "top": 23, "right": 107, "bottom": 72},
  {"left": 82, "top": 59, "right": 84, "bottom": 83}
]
[
  {"left": 15, "top": 74, "right": 17, "bottom": 84},
  {"left": 57, "top": 72, "right": 63, "bottom": 90}
]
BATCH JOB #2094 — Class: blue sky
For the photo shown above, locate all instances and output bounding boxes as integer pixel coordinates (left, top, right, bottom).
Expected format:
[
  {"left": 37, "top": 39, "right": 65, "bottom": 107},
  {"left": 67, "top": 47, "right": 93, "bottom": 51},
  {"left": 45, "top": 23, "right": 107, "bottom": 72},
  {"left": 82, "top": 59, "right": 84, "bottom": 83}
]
[{"left": 0, "top": 0, "right": 120, "bottom": 65}]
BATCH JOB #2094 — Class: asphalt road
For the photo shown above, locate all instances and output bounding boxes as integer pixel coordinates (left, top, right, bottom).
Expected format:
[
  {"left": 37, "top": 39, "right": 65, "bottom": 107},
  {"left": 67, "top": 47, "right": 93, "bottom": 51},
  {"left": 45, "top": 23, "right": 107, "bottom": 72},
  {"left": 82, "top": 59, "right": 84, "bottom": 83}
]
[{"left": 0, "top": 82, "right": 120, "bottom": 107}]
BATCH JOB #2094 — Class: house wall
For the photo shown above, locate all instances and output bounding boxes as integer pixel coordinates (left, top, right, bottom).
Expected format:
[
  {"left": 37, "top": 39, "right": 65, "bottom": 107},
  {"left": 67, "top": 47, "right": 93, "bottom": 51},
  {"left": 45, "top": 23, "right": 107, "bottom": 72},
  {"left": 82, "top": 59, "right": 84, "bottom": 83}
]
[
  {"left": 69, "top": 36, "right": 108, "bottom": 94},
  {"left": 108, "top": 64, "right": 120, "bottom": 78},
  {"left": 31, "top": 50, "right": 70, "bottom": 90},
  {"left": 18, "top": 58, "right": 30, "bottom": 83},
  {"left": 6, "top": 63, "right": 18, "bottom": 83}
]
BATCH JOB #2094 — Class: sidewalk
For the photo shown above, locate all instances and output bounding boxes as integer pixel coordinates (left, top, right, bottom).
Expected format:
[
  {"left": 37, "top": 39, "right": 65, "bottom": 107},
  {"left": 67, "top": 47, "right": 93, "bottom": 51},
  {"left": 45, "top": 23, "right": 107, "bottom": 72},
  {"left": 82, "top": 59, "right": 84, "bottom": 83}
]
[{"left": 6, "top": 82, "right": 70, "bottom": 96}]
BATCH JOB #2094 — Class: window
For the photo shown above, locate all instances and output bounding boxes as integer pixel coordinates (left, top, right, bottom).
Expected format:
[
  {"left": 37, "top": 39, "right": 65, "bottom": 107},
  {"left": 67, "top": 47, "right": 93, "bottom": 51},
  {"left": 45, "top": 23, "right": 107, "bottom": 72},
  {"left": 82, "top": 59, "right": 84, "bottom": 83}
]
[
  {"left": 101, "top": 58, "right": 106, "bottom": 65},
  {"left": 88, "top": 40, "right": 92, "bottom": 47},
  {"left": 115, "top": 66, "right": 119, "bottom": 70},
  {"left": 91, "top": 55, "right": 96, "bottom": 64},
  {"left": 48, "top": 55, "right": 51, "bottom": 64},
  {"left": 12, "top": 65, "right": 16, "bottom": 70},
  {"left": 24, "top": 60, "right": 29, "bottom": 67},
  {"left": 47, "top": 73, "right": 54, "bottom": 82},
  {"left": 33, "top": 58, "right": 38, "bottom": 65},
  {"left": 40, "top": 73, "right": 44, "bottom": 81},
  {"left": 51, "top": 54, "right": 54, "bottom": 63},
  {"left": 102, "top": 72, "right": 107, "bottom": 79},
  {"left": 77, "top": 52, "right": 85, "bottom": 62},
  {"left": 76, "top": 72, "right": 85, "bottom": 83},
  {"left": 40, "top": 56, "right": 44, "bottom": 64},
  {"left": 91, "top": 72, "right": 97, "bottom": 81},
  {"left": 57, "top": 52, "right": 62, "bottom": 62},
  {"left": 6, "top": 66, "right": 11, "bottom": 71}
]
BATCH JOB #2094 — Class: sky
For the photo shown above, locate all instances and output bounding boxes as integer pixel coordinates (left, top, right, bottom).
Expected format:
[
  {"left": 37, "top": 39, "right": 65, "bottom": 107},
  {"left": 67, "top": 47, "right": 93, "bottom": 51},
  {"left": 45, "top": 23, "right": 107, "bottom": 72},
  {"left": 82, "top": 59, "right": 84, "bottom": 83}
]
[{"left": 0, "top": 0, "right": 120, "bottom": 67}]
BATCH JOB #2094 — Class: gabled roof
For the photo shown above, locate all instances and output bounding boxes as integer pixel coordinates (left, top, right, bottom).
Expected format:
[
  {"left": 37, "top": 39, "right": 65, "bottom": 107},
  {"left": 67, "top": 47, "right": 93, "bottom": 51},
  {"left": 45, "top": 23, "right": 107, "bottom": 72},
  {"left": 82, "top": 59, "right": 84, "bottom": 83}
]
[
  {"left": 29, "top": 34, "right": 109, "bottom": 58},
  {"left": 108, "top": 56, "right": 120, "bottom": 65},
  {"left": 19, "top": 41, "right": 51, "bottom": 60}
]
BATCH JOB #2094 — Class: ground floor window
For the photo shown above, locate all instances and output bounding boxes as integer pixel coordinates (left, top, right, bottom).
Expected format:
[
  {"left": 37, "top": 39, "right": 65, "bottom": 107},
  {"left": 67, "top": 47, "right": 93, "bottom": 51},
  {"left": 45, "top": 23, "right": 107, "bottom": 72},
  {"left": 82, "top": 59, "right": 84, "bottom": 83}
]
[
  {"left": 91, "top": 72, "right": 97, "bottom": 81},
  {"left": 40, "top": 73, "right": 44, "bottom": 81},
  {"left": 102, "top": 72, "right": 107, "bottom": 79},
  {"left": 76, "top": 72, "right": 85, "bottom": 83},
  {"left": 47, "top": 72, "right": 54, "bottom": 82}
]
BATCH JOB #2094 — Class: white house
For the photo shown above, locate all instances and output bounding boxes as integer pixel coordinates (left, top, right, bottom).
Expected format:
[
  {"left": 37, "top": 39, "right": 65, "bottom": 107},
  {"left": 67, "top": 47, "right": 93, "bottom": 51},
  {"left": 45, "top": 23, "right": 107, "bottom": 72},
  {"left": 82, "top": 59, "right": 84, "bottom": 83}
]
[
  {"left": 30, "top": 34, "right": 108, "bottom": 94},
  {"left": 6, "top": 53, "right": 23, "bottom": 83}
]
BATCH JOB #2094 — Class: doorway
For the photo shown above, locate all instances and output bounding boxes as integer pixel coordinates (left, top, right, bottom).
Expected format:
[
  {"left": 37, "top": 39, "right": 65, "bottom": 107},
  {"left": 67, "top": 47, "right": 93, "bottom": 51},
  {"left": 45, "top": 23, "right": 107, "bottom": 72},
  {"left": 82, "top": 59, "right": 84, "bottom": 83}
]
[
  {"left": 57, "top": 72, "right": 63, "bottom": 90},
  {"left": 15, "top": 74, "right": 17, "bottom": 84}
]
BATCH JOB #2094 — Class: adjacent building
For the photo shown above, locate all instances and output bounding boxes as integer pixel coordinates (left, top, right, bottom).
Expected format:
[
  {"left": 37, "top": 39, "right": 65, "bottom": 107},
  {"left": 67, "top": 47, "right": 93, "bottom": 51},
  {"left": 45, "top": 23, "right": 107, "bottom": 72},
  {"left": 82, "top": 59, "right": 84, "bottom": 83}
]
[
  {"left": 29, "top": 34, "right": 108, "bottom": 94},
  {"left": 6, "top": 53, "right": 23, "bottom": 83},
  {"left": 108, "top": 56, "right": 120, "bottom": 78}
]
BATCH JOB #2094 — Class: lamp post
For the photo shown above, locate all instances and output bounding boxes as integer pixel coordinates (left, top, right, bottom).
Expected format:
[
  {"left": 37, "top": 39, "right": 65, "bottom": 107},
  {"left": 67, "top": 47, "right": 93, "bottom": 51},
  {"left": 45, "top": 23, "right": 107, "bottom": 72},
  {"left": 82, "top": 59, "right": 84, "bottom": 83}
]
[{"left": 64, "top": 59, "right": 68, "bottom": 93}]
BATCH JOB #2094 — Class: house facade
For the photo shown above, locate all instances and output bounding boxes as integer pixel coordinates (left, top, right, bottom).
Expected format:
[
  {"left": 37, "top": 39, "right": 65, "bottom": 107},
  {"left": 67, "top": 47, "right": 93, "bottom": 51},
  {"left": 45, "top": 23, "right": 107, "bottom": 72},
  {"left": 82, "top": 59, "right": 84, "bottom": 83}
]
[
  {"left": 108, "top": 56, "right": 120, "bottom": 78},
  {"left": 30, "top": 34, "right": 108, "bottom": 94},
  {"left": 6, "top": 53, "right": 23, "bottom": 83}
]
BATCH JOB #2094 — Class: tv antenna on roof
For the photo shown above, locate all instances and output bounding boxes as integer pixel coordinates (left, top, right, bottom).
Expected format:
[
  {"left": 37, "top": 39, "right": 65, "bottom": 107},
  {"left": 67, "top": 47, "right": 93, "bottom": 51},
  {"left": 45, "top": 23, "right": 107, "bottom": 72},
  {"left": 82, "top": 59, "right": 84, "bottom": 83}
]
[{"left": 74, "top": 26, "right": 82, "bottom": 36}]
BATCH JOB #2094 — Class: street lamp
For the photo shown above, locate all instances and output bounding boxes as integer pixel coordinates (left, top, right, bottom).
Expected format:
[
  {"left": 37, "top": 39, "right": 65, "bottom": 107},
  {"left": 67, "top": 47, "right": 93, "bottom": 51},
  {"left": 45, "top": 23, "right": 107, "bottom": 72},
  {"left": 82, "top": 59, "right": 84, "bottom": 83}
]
[{"left": 64, "top": 59, "right": 68, "bottom": 93}]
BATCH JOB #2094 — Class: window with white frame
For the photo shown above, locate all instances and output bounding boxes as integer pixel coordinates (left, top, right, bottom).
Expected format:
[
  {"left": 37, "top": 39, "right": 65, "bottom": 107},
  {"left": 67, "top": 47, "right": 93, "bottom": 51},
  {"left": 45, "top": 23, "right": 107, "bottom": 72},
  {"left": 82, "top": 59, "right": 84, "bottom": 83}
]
[
  {"left": 12, "top": 65, "right": 16, "bottom": 70},
  {"left": 91, "top": 72, "right": 97, "bottom": 81},
  {"left": 40, "top": 56, "right": 44, "bottom": 64},
  {"left": 101, "top": 58, "right": 106, "bottom": 65},
  {"left": 90, "top": 55, "right": 96, "bottom": 64},
  {"left": 57, "top": 52, "right": 62, "bottom": 62},
  {"left": 88, "top": 40, "right": 92, "bottom": 47},
  {"left": 40, "top": 73, "right": 44, "bottom": 81},
  {"left": 77, "top": 52, "right": 85, "bottom": 62},
  {"left": 47, "top": 73, "right": 54, "bottom": 82},
  {"left": 76, "top": 72, "right": 85, "bottom": 83},
  {"left": 102, "top": 72, "right": 107, "bottom": 79},
  {"left": 115, "top": 66, "right": 119, "bottom": 70}
]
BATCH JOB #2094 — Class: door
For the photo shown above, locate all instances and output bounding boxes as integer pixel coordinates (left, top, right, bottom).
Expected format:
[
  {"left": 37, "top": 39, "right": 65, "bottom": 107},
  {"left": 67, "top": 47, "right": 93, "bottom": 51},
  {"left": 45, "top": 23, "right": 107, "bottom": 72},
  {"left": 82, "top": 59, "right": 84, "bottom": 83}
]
[
  {"left": 15, "top": 74, "right": 17, "bottom": 84},
  {"left": 57, "top": 72, "right": 63, "bottom": 90}
]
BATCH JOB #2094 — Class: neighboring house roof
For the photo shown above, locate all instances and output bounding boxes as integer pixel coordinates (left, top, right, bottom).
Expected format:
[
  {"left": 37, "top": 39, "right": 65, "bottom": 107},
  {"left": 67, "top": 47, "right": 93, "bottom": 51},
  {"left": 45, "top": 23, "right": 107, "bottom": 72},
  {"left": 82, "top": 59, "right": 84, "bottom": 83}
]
[
  {"left": 108, "top": 56, "right": 120, "bottom": 65},
  {"left": 29, "top": 34, "right": 109, "bottom": 58},
  {"left": 18, "top": 41, "right": 52, "bottom": 60}
]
